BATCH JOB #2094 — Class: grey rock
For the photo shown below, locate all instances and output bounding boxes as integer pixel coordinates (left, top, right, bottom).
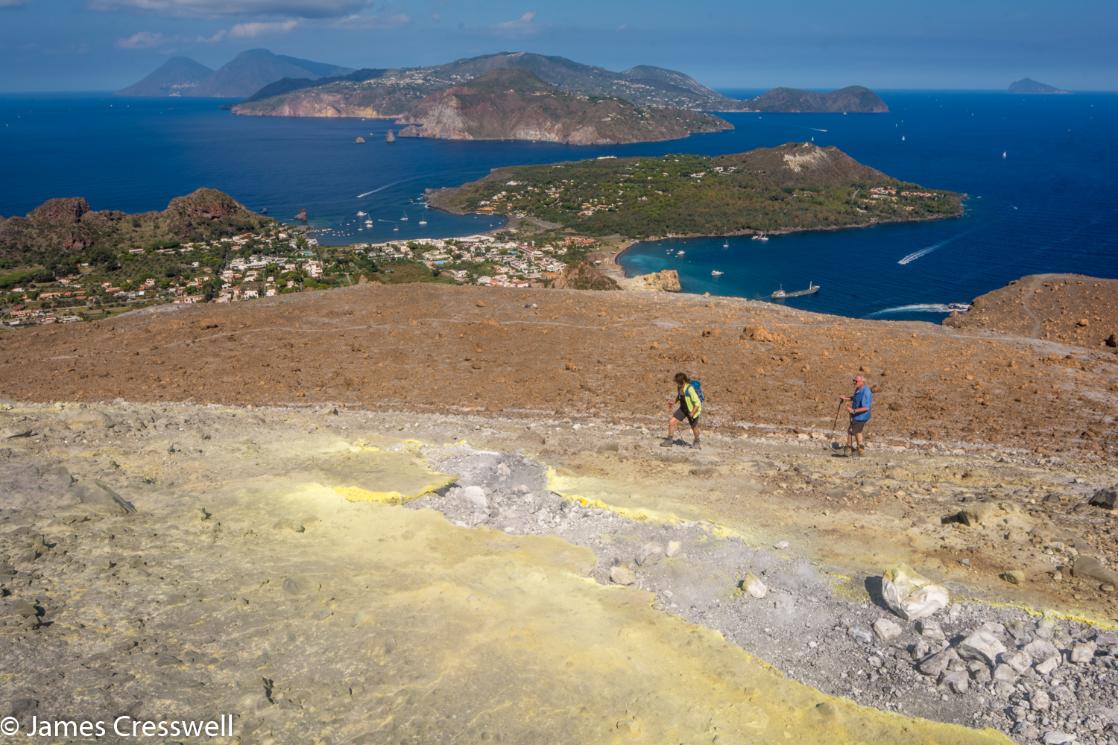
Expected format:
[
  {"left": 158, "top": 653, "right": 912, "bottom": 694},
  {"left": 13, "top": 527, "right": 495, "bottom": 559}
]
[
  {"left": 1003, "top": 649, "right": 1032, "bottom": 674},
  {"left": 1089, "top": 486, "right": 1116, "bottom": 510},
  {"left": 848, "top": 626, "right": 874, "bottom": 646},
  {"left": 916, "top": 619, "right": 946, "bottom": 641},
  {"left": 993, "top": 663, "right": 1019, "bottom": 683},
  {"left": 941, "top": 669, "right": 969, "bottom": 694},
  {"left": 873, "top": 617, "right": 903, "bottom": 643},
  {"left": 740, "top": 574, "right": 767, "bottom": 599},
  {"left": 1070, "top": 641, "right": 1096, "bottom": 663},
  {"left": 1041, "top": 732, "right": 1076, "bottom": 745},
  {"left": 1036, "top": 655, "right": 1061, "bottom": 676},
  {"left": 636, "top": 542, "right": 663, "bottom": 566},
  {"left": 1031, "top": 690, "right": 1052, "bottom": 711},
  {"left": 1024, "top": 639, "right": 1060, "bottom": 661},
  {"left": 460, "top": 485, "right": 489, "bottom": 511},
  {"left": 917, "top": 648, "right": 957, "bottom": 677},
  {"left": 665, "top": 540, "right": 682, "bottom": 558},
  {"left": 609, "top": 564, "right": 636, "bottom": 586},
  {"left": 1071, "top": 556, "right": 1118, "bottom": 586},
  {"left": 957, "top": 629, "right": 1007, "bottom": 666}
]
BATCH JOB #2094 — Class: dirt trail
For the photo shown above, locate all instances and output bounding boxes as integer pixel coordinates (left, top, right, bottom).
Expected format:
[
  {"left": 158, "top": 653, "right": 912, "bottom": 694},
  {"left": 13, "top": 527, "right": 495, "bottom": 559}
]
[{"left": 1, "top": 283, "right": 1116, "bottom": 460}]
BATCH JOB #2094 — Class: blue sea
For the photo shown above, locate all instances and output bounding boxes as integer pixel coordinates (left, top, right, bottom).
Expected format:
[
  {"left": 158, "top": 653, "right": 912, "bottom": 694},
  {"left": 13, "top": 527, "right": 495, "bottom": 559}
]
[{"left": 1, "top": 91, "right": 1116, "bottom": 320}]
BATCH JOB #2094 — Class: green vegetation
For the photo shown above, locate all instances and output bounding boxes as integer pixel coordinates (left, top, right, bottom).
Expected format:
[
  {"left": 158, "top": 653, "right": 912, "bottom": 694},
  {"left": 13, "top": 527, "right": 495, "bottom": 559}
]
[{"left": 431, "top": 143, "right": 964, "bottom": 240}]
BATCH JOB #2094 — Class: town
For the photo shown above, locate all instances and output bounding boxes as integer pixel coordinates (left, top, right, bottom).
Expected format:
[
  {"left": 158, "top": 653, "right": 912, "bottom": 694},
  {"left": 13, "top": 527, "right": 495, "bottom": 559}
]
[{"left": 1, "top": 226, "right": 592, "bottom": 326}]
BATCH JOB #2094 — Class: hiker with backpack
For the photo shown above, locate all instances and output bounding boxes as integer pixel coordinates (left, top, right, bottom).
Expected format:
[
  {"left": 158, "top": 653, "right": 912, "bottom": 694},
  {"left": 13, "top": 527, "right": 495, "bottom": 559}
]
[
  {"left": 663, "top": 372, "right": 703, "bottom": 449},
  {"left": 839, "top": 374, "right": 873, "bottom": 457}
]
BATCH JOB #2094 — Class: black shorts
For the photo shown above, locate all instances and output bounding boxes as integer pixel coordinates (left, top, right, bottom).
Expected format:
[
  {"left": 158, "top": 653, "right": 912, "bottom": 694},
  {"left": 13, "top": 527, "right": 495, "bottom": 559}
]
[
  {"left": 673, "top": 407, "right": 700, "bottom": 426},
  {"left": 848, "top": 419, "right": 867, "bottom": 435}
]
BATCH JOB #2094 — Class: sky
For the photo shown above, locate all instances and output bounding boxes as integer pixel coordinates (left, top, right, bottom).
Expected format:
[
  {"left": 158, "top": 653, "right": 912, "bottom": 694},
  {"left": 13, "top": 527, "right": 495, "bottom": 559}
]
[{"left": 0, "top": 0, "right": 1116, "bottom": 92}]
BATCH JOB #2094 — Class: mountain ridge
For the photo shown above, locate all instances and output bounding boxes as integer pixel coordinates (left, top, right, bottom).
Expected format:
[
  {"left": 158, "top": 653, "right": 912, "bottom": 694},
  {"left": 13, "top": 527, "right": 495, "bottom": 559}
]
[{"left": 117, "top": 49, "right": 352, "bottom": 99}]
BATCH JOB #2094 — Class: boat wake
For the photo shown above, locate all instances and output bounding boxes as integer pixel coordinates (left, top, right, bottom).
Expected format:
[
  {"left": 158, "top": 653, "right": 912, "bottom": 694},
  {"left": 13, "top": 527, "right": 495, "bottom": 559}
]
[
  {"left": 356, "top": 177, "right": 418, "bottom": 199},
  {"left": 868, "top": 304, "right": 955, "bottom": 317},
  {"left": 897, "top": 231, "right": 972, "bottom": 265}
]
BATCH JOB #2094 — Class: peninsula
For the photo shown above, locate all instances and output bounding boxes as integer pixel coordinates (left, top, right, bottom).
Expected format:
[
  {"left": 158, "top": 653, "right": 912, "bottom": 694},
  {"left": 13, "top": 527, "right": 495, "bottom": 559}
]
[{"left": 429, "top": 142, "right": 963, "bottom": 239}]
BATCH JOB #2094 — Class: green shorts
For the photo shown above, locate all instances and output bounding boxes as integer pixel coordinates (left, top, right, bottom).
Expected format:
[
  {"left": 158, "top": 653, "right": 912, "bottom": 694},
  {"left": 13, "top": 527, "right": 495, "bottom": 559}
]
[{"left": 848, "top": 419, "right": 867, "bottom": 435}]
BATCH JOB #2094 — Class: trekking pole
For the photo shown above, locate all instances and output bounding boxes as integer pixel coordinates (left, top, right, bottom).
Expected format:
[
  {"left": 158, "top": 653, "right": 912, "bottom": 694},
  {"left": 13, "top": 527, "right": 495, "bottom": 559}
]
[{"left": 831, "top": 399, "right": 843, "bottom": 433}]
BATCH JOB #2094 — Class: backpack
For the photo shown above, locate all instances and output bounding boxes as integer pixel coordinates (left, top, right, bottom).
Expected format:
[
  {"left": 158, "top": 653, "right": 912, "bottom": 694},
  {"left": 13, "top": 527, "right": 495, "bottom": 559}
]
[{"left": 689, "top": 380, "right": 705, "bottom": 402}]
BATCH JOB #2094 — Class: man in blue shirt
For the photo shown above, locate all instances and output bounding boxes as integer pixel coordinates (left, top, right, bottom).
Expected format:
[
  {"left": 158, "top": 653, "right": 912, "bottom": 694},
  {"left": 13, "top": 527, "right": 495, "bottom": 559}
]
[{"left": 840, "top": 374, "right": 872, "bottom": 457}]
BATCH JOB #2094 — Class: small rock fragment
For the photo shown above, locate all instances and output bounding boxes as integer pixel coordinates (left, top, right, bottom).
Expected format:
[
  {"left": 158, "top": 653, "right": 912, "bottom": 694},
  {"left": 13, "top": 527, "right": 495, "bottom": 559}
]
[
  {"left": 609, "top": 565, "right": 636, "bottom": 586},
  {"left": 957, "top": 629, "right": 1007, "bottom": 667},
  {"left": 741, "top": 574, "right": 768, "bottom": 599},
  {"left": 872, "top": 618, "right": 902, "bottom": 643}
]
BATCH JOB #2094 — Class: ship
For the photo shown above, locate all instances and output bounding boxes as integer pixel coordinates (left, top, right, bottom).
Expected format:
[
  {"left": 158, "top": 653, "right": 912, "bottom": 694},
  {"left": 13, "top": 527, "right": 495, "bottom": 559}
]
[
  {"left": 711, "top": 270, "right": 724, "bottom": 277},
  {"left": 771, "top": 282, "right": 819, "bottom": 299}
]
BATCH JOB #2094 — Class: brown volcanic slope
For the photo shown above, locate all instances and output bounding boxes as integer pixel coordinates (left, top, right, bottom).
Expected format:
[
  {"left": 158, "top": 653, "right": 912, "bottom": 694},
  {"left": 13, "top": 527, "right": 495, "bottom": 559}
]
[
  {"left": 946, "top": 273, "right": 1118, "bottom": 350},
  {"left": 1, "top": 282, "right": 1116, "bottom": 458}
]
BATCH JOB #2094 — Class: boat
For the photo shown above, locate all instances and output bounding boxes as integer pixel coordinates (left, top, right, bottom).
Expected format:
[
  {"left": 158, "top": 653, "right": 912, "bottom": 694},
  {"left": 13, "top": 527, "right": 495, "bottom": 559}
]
[
  {"left": 386, "top": 129, "right": 396, "bottom": 143},
  {"left": 771, "top": 282, "right": 819, "bottom": 299},
  {"left": 400, "top": 212, "right": 409, "bottom": 222},
  {"left": 364, "top": 220, "right": 374, "bottom": 227},
  {"left": 417, "top": 219, "right": 428, "bottom": 226},
  {"left": 947, "top": 302, "right": 971, "bottom": 312},
  {"left": 752, "top": 233, "right": 769, "bottom": 242},
  {"left": 675, "top": 250, "right": 685, "bottom": 257},
  {"left": 711, "top": 270, "right": 724, "bottom": 277},
  {"left": 1002, "top": 151, "right": 1008, "bottom": 159},
  {"left": 356, "top": 211, "right": 367, "bottom": 217},
  {"left": 722, "top": 241, "right": 729, "bottom": 248}
]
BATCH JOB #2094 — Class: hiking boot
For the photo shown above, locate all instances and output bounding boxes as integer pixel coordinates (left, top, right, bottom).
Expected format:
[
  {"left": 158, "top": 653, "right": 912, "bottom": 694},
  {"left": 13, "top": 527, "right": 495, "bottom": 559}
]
[
  {"left": 854, "top": 447, "right": 864, "bottom": 457},
  {"left": 692, "top": 440, "right": 702, "bottom": 450},
  {"left": 660, "top": 438, "right": 675, "bottom": 447}
]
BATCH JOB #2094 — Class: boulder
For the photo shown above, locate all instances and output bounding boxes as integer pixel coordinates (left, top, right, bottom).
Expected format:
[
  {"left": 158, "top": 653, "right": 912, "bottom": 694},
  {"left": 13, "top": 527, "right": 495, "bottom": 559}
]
[
  {"left": 1035, "top": 655, "right": 1061, "bottom": 676},
  {"left": 636, "top": 543, "right": 664, "bottom": 566},
  {"left": 1041, "top": 732, "right": 1076, "bottom": 745},
  {"left": 665, "top": 540, "right": 682, "bottom": 558},
  {"left": 459, "top": 485, "right": 488, "bottom": 511},
  {"left": 1003, "top": 649, "right": 1032, "bottom": 674},
  {"left": 941, "top": 670, "right": 969, "bottom": 694},
  {"left": 741, "top": 574, "right": 768, "bottom": 599},
  {"left": 1070, "top": 641, "right": 1096, "bottom": 664},
  {"left": 880, "top": 564, "right": 950, "bottom": 620},
  {"left": 957, "top": 629, "right": 1007, "bottom": 667},
  {"left": 872, "top": 618, "right": 903, "bottom": 643},
  {"left": 1088, "top": 486, "right": 1117, "bottom": 510},
  {"left": 1071, "top": 556, "right": 1118, "bottom": 586},
  {"left": 917, "top": 648, "right": 957, "bottom": 677},
  {"left": 609, "top": 564, "right": 636, "bottom": 586}
]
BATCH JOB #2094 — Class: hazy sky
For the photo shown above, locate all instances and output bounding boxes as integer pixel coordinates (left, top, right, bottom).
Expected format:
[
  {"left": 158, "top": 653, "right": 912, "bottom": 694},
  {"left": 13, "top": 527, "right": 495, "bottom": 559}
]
[{"left": 0, "top": 0, "right": 1115, "bottom": 92}]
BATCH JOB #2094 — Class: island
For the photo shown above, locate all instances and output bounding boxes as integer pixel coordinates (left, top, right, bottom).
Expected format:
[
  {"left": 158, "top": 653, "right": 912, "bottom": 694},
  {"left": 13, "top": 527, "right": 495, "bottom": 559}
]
[
  {"left": 745, "top": 86, "right": 888, "bottom": 113},
  {"left": 428, "top": 142, "right": 963, "bottom": 240},
  {"left": 1008, "top": 78, "right": 1071, "bottom": 95},
  {"left": 395, "top": 69, "right": 730, "bottom": 145}
]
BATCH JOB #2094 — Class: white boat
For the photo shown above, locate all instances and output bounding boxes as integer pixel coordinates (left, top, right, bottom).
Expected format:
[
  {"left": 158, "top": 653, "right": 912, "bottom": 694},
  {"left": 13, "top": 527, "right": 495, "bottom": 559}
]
[
  {"left": 675, "top": 250, "right": 685, "bottom": 257},
  {"left": 1002, "top": 151, "right": 1008, "bottom": 159},
  {"left": 356, "top": 211, "right": 367, "bottom": 217},
  {"left": 400, "top": 212, "right": 409, "bottom": 222},
  {"left": 711, "top": 270, "right": 724, "bottom": 277},
  {"left": 752, "top": 233, "right": 769, "bottom": 242},
  {"left": 722, "top": 241, "right": 729, "bottom": 248},
  {"left": 364, "top": 220, "right": 374, "bottom": 227},
  {"left": 418, "top": 219, "right": 428, "bottom": 226},
  {"left": 947, "top": 302, "right": 971, "bottom": 312}
]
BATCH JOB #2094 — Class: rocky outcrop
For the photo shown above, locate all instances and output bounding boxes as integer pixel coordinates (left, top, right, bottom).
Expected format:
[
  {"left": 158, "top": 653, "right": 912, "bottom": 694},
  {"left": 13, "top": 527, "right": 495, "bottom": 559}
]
[
  {"left": 623, "top": 269, "right": 681, "bottom": 292},
  {"left": 945, "top": 274, "right": 1118, "bottom": 350}
]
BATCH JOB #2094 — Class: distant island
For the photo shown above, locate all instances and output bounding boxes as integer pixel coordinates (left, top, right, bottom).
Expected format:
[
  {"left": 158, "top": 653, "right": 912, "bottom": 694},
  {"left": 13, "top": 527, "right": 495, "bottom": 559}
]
[
  {"left": 745, "top": 86, "right": 888, "bottom": 113},
  {"left": 117, "top": 49, "right": 352, "bottom": 98},
  {"left": 429, "top": 142, "right": 963, "bottom": 239},
  {"left": 1008, "top": 78, "right": 1071, "bottom": 95}
]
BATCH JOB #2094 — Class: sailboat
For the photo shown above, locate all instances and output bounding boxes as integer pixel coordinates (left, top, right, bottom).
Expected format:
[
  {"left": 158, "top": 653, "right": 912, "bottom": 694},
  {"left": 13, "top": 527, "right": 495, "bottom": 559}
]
[
  {"left": 400, "top": 212, "right": 410, "bottom": 222},
  {"left": 722, "top": 240, "right": 729, "bottom": 248}
]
